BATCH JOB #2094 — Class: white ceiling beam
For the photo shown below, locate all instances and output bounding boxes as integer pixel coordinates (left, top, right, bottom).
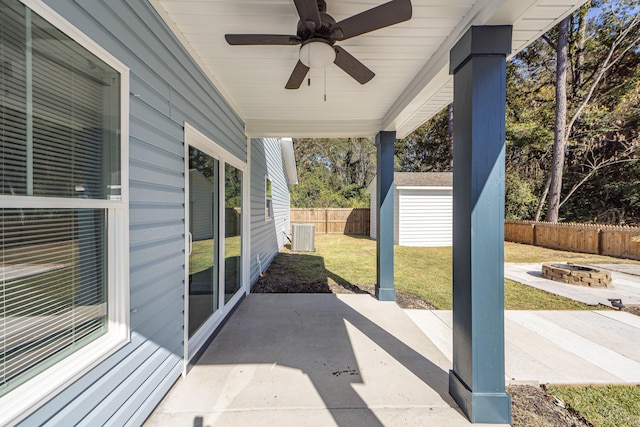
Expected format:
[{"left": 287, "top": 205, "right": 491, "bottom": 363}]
[{"left": 246, "top": 119, "right": 382, "bottom": 138}]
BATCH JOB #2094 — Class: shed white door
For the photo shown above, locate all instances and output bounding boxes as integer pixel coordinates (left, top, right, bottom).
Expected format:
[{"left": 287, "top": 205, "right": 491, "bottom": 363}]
[{"left": 398, "top": 188, "right": 452, "bottom": 246}]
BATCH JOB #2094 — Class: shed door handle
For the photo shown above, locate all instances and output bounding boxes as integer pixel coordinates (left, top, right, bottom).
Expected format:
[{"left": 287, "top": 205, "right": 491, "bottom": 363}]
[{"left": 188, "top": 232, "right": 193, "bottom": 256}]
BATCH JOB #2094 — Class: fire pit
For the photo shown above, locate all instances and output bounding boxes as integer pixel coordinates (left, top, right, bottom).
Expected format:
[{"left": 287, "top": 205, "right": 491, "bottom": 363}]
[{"left": 541, "top": 263, "right": 612, "bottom": 288}]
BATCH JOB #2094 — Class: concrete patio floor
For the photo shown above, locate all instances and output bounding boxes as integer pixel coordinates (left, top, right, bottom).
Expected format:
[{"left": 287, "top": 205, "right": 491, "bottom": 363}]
[
  {"left": 145, "top": 294, "right": 501, "bottom": 427},
  {"left": 145, "top": 293, "right": 640, "bottom": 426}
]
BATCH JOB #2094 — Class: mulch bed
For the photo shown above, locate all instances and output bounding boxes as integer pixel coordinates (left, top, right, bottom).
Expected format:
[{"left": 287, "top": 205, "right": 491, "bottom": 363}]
[
  {"left": 623, "top": 305, "right": 640, "bottom": 316},
  {"left": 509, "top": 385, "right": 592, "bottom": 427},
  {"left": 252, "top": 275, "right": 436, "bottom": 309}
]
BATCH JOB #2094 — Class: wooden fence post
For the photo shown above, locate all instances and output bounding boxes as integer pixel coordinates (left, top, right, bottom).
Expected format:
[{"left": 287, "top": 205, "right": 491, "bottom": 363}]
[
  {"left": 597, "top": 228, "right": 602, "bottom": 255},
  {"left": 325, "top": 209, "right": 328, "bottom": 234}
]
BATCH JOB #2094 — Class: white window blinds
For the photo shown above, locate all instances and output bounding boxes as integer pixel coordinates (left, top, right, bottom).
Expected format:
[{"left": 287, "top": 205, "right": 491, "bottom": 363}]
[
  {"left": 1, "top": 208, "right": 107, "bottom": 395},
  {"left": 1, "top": 0, "right": 121, "bottom": 398},
  {"left": 1, "top": 0, "right": 120, "bottom": 200}
]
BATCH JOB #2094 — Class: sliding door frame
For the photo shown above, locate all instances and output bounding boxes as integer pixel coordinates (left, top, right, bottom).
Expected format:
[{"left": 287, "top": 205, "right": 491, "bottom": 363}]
[{"left": 183, "top": 123, "right": 248, "bottom": 369}]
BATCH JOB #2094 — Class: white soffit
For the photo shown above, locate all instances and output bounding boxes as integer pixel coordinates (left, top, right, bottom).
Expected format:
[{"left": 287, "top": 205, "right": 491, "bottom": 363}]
[{"left": 152, "top": 0, "right": 587, "bottom": 139}]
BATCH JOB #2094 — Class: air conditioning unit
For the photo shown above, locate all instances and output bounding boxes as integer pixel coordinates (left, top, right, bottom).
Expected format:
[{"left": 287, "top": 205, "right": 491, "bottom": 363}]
[{"left": 291, "top": 224, "right": 315, "bottom": 252}]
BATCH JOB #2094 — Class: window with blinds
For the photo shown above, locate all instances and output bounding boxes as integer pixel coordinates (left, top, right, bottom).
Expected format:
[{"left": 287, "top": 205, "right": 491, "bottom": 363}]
[
  {"left": 1, "top": 0, "right": 120, "bottom": 199},
  {"left": 1, "top": 0, "right": 121, "bottom": 399},
  {"left": 265, "top": 177, "right": 273, "bottom": 219},
  {"left": 1, "top": 209, "right": 107, "bottom": 395}
]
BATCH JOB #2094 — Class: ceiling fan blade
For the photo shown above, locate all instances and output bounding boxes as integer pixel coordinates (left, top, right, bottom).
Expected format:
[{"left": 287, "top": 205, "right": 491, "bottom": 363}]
[
  {"left": 225, "top": 34, "right": 301, "bottom": 45},
  {"left": 293, "top": 0, "right": 322, "bottom": 30},
  {"left": 285, "top": 60, "right": 310, "bottom": 89},
  {"left": 333, "top": 46, "right": 375, "bottom": 85},
  {"left": 332, "top": 0, "right": 412, "bottom": 41}
]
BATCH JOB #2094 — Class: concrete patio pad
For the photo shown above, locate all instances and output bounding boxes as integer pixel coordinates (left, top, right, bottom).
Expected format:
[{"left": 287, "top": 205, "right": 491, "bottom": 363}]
[
  {"left": 145, "top": 294, "right": 501, "bottom": 427},
  {"left": 504, "top": 263, "right": 640, "bottom": 307},
  {"left": 406, "top": 310, "right": 640, "bottom": 385}
]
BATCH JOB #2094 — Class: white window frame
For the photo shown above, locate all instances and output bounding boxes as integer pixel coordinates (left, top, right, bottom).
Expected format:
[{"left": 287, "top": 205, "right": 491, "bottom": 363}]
[
  {"left": 265, "top": 176, "right": 274, "bottom": 221},
  {"left": 0, "top": 1, "right": 130, "bottom": 425}
]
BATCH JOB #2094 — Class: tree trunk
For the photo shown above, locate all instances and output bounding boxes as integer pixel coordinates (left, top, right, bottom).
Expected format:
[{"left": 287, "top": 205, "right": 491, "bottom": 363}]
[
  {"left": 574, "top": 4, "right": 589, "bottom": 90},
  {"left": 546, "top": 16, "right": 571, "bottom": 223}
]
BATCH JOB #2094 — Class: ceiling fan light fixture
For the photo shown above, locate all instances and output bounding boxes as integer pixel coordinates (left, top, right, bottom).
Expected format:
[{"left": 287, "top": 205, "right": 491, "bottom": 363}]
[
  {"left": 225, "top": 0, "right": 413, "bottom": 89},
  {"left": 299, "top": 41, "right": 335, "bottom": 68}
]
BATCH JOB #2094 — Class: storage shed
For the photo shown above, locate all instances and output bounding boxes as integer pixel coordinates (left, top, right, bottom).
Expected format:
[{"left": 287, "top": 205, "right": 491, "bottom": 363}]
[
  {"left": 367, "top": 172, "right": 453, "bottom": 247},
  {"left": 189, "top": 170, "right": 215, "bottom": 241}
]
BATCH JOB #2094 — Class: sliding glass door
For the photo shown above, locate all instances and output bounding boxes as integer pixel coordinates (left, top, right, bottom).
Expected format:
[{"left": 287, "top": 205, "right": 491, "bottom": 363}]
[
  {"left": 188, "top": 147, "right": 219, "bottom": 338},
  {"left": 224, "top": 164, "right": 242, "bottom": 303},
  {"left": 184, "top": 125, "right": 246, "bottom": 360}
]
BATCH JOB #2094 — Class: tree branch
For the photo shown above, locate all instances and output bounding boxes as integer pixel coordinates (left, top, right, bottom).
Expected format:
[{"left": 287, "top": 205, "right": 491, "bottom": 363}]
[
  {"left": 559, "top": 158, "right": 640, "bottom": 208},
  {"left": 564, "top": 14, "right": 640, "bottom": 143},
  {"left": 541, "top": 34, "right": 556, "bottom": 51},
  {"left": 534, "top": 175, "right": 551, "bottom": 221}
]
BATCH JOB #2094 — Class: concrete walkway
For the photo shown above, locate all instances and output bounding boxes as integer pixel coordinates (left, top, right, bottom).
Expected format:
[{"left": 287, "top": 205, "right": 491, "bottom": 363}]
[
  {"left": 504, "top": 263, "right": 640, "bottom": 307},
  {"left": 146, "top": 294, "right": 500, "bottom": 427},
  {"left": 406, "top": 310, "right": 640, "bottom": 385}
]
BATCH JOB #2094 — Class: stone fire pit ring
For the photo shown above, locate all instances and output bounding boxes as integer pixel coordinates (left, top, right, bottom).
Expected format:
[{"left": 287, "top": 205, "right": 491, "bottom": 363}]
[{"left": 541, "top": 263, "right": 612, "bottom": 288}]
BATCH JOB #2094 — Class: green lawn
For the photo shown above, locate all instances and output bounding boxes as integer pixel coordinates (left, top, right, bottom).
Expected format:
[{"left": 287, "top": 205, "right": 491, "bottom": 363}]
[
  {"left": 190, "top": 238, "right": 215, "bottom": 274},
  {"left": 504, "top": 241, "right": 640, "bottom": 264},
  {"left": 547, "top": 385, "right": 640, "bottom": 427},
  {"left": 289, "top": 234, "right": 635, "bottom": 310},
  {"left": 190, "top": 235, "right": 241, "bottom": 275}
]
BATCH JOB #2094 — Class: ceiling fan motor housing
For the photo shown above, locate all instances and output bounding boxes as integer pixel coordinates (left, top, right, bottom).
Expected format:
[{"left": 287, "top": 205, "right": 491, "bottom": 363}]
[{"left": 297, "top": 13, "right": 338, "bottom": 41}]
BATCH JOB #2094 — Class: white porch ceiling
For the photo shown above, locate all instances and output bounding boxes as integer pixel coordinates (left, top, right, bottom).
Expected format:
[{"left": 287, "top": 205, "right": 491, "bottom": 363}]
[{"left": 152, "top": 0, "right": 586, "bottom": 139}]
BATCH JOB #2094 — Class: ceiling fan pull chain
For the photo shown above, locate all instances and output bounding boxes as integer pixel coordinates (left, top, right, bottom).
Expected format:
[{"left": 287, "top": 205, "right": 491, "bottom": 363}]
[
  {"left": 308, "top": 46, "right": 311, "bottom": 86},
  {"left": 324, "top": 67, "right": 327, "bottom": 102}
]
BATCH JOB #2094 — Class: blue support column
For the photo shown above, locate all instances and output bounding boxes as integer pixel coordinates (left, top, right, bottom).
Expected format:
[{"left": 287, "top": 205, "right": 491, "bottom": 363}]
[
  {"left": 375, "top": 131, "right": 395, "bottom": 301},
  {"left": 448, "top": 26, "right": 512, "bottom": 424}
]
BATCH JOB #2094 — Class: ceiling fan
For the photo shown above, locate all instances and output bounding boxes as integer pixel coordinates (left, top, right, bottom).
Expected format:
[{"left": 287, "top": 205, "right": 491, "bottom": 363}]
[{"left": 225, "top": 0, "right": 412, "bottom": 89}]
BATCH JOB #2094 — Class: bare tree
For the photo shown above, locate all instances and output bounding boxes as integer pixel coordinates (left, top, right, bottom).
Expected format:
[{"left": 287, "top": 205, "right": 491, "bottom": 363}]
[{"left": 559, "top": 139, "right": 640, "bottom": 211}]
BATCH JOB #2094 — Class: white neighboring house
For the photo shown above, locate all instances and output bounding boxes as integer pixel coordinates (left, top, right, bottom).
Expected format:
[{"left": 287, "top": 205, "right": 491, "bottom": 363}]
[
  {"left": 366, "top": 172, "right": 453, "bottom": 247},
  {"left": 189, "top": 170, "right": 215, "bottom": 241}
]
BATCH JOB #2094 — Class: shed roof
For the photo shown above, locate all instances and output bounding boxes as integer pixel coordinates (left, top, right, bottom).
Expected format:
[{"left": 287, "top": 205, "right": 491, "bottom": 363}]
[
  {"left": 366, "top": 171, "right": 453, "bottom": 193},
  {"left": 394, "top": 172, "right": 452, "bottom": 187}
]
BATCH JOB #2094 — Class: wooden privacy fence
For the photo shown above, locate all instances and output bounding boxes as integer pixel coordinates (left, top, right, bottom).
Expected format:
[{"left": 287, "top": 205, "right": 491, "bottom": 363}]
[
  {"left": 290, "top": 208, "right": 370, "bottom": 235},
  {"left": 505, "top": 220, "right": 640, "bottom": 260}
]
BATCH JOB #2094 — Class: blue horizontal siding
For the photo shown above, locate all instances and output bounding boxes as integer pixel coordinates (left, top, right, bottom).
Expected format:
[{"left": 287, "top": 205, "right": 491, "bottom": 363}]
[
  {"left": 75, "top": 346, "right": 177, "bottom": 426},
  {"left": 129, "top": 203, "right": 183, "bottom": 224},
  {"left": 118, "top": 356, "right": 183, "bottom": 426},
  {"left": 250, "top": 138, "right": 290, "bottom": 285},
  {"left": 42, "top": 337, "right": 162, "bottom": 426},
  {"left": 19, "top": 0, "right": 246, "bottom": 424}
]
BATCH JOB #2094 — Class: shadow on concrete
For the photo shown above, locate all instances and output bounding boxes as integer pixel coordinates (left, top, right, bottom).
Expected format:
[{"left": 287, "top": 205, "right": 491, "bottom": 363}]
[{"left": 192, "top": 294, "right": 460, "bottom": 427}]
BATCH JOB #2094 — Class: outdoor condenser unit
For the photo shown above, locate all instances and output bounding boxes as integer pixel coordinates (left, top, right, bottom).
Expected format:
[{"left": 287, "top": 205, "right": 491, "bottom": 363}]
[{"left": 291, "top": 223, "right": 315, "bottom": 252}]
